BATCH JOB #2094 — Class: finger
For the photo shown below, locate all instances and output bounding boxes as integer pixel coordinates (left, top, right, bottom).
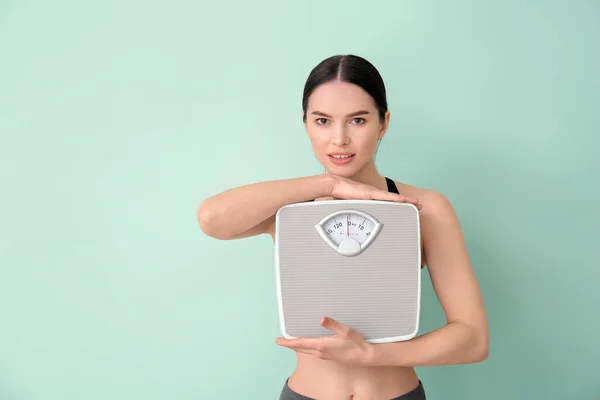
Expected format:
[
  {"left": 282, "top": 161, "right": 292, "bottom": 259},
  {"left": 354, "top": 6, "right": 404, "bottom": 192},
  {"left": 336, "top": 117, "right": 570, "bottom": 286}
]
[
  {"left": 393, "top": 194, "right": 418, "bottom": 205},
  {"left": 399, "top": 195, "right": 423, "bottom": 210},
  {"left": 275, "top": 337, "right": 322, "bottom": 356},
  {"left": 275, "top": 337, "right": 322, "bottom": 351},
  {"left": 381, "top": 193, "right": 423, "bottom": 209},
  {"left": 314, "top": 196, "right": 335, "bottom": 201},
  {"left": 320, "top": 316, "right": 352, "bottom": 337}
]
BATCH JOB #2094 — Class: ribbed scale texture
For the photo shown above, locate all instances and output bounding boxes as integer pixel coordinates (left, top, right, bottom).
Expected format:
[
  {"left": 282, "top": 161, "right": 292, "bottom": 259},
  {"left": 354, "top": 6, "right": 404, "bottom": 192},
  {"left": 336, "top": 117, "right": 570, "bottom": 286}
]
[{"left": 275, "top": 201, "right": 420, "bottom": 342}]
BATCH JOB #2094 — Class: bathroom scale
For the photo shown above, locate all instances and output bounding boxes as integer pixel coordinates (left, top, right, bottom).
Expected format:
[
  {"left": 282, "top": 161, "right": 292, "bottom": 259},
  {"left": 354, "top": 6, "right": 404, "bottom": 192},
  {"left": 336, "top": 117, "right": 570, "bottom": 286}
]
[{"left": 274, "top": 200, "right": 421, "bottom": 344}]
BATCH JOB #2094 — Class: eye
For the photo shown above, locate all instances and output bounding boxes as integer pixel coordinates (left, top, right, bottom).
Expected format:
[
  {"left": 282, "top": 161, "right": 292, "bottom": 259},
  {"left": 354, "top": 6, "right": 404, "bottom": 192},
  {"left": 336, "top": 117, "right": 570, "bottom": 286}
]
[
  {"left": 315, "top": 118, "right": 329, "bottom": 125},
  {"left": 350, "top": 117, "right": 366, "bottom": 125}
]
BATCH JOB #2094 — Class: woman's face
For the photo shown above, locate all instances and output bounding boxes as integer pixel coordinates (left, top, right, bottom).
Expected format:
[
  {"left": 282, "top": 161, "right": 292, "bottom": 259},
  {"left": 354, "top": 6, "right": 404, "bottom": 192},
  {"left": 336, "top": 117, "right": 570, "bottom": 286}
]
[{"left": 304, "top": 80, "right": 390, "bottom": 177}]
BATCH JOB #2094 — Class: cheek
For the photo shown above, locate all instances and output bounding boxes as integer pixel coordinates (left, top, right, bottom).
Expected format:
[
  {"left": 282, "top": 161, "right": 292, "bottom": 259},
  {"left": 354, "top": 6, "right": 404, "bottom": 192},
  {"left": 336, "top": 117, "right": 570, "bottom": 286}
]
[
  {"left": 355, "top": 133, "right": 379, "bottom": 153},
  {"left": 307, "top": 130, "right": 328, "bottom": 149}
]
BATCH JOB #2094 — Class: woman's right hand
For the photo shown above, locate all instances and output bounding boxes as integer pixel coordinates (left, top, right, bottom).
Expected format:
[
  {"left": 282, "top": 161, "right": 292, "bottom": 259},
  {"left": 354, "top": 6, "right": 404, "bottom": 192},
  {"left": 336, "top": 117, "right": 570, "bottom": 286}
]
[{"left": 315, "top": 175, "right": 423, "bottom": 210}]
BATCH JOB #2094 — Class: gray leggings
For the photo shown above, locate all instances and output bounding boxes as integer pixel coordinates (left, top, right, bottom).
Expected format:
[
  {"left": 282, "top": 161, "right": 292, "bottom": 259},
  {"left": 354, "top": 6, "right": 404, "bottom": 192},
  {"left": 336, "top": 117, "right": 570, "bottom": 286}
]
[{"left": 279, "top": 379, "right": 426, "bottom": 400}]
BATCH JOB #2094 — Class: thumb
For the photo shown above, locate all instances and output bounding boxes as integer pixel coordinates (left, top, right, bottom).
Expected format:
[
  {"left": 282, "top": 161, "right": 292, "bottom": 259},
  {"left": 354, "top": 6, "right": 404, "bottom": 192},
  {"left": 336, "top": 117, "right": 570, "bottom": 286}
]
[{"left": 321, "top": 316, "right": 352, "bottom": 337}]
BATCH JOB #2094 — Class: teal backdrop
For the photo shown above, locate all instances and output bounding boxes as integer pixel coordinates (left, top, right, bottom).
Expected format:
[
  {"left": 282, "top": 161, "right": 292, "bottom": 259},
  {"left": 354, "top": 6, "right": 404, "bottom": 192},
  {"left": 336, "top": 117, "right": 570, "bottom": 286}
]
[{"left": 1, "top": 0, "right": 598, "bottom": 399}]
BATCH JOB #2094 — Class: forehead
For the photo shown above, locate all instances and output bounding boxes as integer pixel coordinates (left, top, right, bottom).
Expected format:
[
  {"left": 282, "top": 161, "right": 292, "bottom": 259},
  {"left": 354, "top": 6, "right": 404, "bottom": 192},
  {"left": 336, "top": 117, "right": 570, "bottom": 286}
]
[{"left": 307, "top": 80, "right": 376, "bottom": 114}]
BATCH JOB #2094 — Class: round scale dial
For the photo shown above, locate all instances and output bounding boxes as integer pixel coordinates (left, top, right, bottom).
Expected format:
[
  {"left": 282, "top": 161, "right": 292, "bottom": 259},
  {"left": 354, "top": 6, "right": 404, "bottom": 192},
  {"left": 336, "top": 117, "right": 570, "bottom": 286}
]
[{"left": 314, "top": 209, "right": 383, "bottom": 257}]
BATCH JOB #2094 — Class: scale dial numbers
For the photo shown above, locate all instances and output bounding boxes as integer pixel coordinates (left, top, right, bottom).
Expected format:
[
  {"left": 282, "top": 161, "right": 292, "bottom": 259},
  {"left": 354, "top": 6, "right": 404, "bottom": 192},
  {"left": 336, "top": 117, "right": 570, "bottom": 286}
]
[
  {"left": 322, "top": 213, "right": 375, "bottom": 243},
  {"left": 315, "top": 209, "right": 383, "bottom": 257}
]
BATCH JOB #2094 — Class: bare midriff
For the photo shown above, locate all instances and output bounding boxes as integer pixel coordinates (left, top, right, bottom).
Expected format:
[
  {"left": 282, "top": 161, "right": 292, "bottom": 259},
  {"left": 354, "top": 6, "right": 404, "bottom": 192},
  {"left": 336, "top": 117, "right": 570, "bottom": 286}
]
[{"left": 287, "top": 353, "right": 420, "bottom": 400}]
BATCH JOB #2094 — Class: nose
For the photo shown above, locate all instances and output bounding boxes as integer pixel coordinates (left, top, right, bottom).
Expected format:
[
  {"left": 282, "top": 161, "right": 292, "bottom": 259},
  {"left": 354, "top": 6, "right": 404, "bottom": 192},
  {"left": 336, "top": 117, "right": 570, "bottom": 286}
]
[{"left": 331, "top": 125, "right": 350, "bottom": 147}]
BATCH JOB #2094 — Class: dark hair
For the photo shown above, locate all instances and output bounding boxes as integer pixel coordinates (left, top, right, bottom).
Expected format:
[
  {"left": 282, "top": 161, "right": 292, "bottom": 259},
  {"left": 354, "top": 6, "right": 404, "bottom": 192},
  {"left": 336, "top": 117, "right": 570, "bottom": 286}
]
[{"left": 302, "top": 54, "right": 388, "bottom": 122}]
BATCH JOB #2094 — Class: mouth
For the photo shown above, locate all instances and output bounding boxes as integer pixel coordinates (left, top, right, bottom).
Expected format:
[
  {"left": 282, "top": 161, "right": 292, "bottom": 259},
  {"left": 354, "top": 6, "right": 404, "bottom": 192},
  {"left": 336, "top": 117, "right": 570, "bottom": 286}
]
[{"left": 327, "top": 152, "right": 355, "bottom": 164}]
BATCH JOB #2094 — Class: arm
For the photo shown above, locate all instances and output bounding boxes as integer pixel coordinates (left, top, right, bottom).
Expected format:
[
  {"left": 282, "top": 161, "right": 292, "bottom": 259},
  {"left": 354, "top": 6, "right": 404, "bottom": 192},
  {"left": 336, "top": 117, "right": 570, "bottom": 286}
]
[
  {"left": 197, "top": 174, "right": 333, "bottom": 240},
  {"left": 366, "top": 191, "right": 489, "bottom": 367}
]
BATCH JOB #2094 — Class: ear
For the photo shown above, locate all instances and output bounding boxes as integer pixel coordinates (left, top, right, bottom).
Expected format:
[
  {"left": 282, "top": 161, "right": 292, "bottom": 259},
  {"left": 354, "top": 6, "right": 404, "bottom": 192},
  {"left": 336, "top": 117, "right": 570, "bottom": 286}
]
[{"left": 379, "top": 110, "right": 391, "bottom": 140}]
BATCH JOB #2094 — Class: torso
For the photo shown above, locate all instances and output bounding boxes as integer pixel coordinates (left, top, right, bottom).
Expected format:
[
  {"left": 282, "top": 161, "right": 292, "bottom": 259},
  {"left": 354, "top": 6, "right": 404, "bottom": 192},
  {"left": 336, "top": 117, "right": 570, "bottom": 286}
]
[
  {"left": 288, "top": 357, "right": 420, "bottom": 399},
  {"left": 275, "top": 177, "right": 430, "bottom": 399}
]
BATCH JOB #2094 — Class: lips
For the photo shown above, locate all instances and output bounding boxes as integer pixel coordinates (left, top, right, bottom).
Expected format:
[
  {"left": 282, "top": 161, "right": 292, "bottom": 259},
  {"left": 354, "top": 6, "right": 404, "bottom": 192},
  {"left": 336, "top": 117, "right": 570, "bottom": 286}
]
[{"left": 328, "top": 152, "right": 355, "bottom": 165}]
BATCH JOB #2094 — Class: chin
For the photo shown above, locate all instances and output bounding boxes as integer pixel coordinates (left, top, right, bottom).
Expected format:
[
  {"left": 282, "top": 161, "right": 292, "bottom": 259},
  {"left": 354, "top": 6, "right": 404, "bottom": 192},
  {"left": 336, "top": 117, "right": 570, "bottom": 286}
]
[
  {"left": 324, "top": 161, "right": 364, "bottom": 177},
  {"left": 326, "top": 170, "right": 353, "bottom": 178}
]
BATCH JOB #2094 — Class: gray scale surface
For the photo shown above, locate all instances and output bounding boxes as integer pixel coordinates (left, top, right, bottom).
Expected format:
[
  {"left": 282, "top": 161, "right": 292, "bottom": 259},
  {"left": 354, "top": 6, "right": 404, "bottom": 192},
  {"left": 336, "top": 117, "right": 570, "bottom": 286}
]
[{"left": 274, "top": 200, "right": 421, "bottom": 343}]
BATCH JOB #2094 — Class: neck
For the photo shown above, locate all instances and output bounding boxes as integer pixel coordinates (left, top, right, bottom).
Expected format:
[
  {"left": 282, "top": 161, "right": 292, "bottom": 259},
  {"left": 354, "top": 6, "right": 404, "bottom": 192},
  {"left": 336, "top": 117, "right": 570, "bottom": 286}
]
[{"left": 346, "top": 162, "right": 387, "bottom": 192}]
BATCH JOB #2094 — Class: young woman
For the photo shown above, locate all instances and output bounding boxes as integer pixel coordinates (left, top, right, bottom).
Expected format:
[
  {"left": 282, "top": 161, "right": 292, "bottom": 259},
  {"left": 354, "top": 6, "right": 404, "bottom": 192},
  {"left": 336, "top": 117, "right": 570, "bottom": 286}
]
[{"left": 198, "top": 55, "right": 489, "bottom": 400}]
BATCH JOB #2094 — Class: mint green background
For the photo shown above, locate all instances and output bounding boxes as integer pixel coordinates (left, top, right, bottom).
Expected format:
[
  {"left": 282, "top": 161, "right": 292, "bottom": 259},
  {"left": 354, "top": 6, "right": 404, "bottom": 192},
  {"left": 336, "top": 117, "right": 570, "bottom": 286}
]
[{"left": 1, "top": 1, "right": 598, "bottom": 399}]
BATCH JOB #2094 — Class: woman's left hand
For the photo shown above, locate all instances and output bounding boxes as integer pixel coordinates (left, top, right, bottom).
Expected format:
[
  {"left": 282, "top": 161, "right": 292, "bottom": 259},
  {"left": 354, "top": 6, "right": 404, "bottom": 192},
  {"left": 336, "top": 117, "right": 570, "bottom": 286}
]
[{"left": 275, "top": 317, "right": 373, "bottom": 366}]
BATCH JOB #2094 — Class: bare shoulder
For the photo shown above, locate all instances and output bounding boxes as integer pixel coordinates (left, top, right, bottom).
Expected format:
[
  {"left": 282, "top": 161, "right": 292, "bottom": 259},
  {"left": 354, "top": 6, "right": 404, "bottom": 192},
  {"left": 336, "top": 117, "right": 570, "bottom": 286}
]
[
  {"left": 390, "top": 179, "right": 462, "bottom": 268},
  {"left": 392, "top": 180, "right": 455, "bottom": 217}
]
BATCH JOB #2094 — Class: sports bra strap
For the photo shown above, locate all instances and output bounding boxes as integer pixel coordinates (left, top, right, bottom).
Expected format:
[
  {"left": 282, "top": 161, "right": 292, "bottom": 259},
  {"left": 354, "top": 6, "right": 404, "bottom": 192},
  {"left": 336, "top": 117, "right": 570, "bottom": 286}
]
[{"left": 385, "top": 177, "right": 400, "bottom": 194}]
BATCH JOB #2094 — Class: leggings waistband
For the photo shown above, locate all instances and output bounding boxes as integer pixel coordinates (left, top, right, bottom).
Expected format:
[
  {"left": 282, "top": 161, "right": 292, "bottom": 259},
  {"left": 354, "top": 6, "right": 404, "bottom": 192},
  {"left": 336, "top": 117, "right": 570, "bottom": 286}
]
[{"left": 279, "top": 378, "right": 426, "bottom": 400}]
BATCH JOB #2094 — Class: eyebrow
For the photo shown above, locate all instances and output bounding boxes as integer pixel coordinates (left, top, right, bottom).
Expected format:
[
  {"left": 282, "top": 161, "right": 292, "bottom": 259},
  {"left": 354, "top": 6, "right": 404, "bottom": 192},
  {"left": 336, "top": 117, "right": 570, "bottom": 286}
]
[{"left": 311, "top": 110, "right": 370, "bottom": 118}]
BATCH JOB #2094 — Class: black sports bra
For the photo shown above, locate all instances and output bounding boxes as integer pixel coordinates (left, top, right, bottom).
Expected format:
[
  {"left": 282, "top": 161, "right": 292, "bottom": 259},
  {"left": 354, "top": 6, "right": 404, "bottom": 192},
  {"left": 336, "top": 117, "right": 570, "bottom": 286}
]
[{"left": 385, "top": 176, "right": 400, "bottom": 194}]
